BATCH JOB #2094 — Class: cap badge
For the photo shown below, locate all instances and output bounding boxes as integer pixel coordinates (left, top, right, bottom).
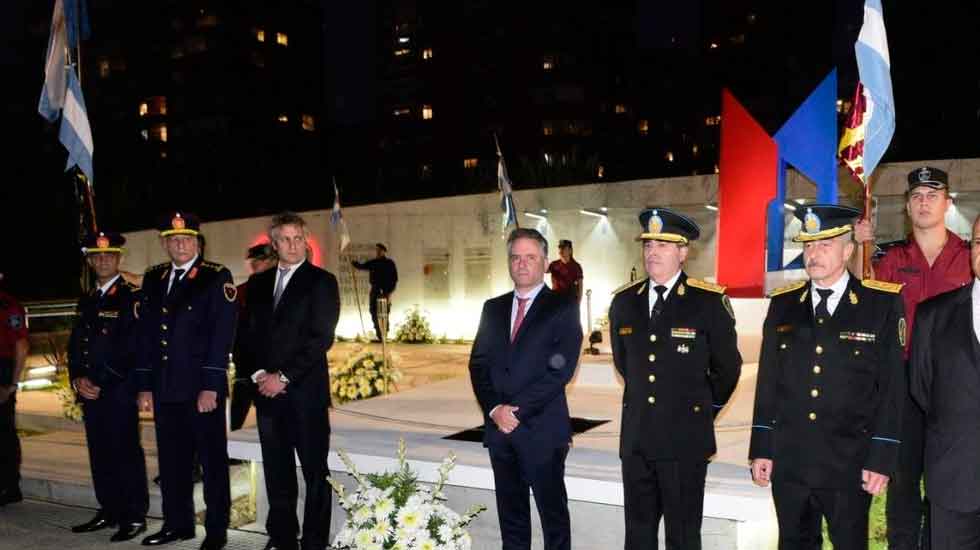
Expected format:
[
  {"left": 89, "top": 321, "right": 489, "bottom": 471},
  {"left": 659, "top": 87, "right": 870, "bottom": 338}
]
[
  {"left": 171, "top": 213, "right": 185, "bottom": 230},
  {"left": 804, "top": 208, "right": 821, "bottom": 233},
  {"left": 96, "top": 235, "right": 110, "bottom": 249},
  {"left": 649, "top": 210, "right": 664, "bottom": 234},
  {"left": 918, "top": 168, "right": 932, "bottom": 182}
]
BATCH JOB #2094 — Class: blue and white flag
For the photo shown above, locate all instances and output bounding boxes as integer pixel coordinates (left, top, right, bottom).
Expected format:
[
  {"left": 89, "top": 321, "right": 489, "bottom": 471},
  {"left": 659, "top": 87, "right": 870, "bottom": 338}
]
[
  {"left": 38, "top": 0, "right": 67, "bottom": 122},
  {"left": 331, "top": 178, "right": 351, "bottom": 252},
  {"left": 495, "top": 136, "right": 517, "bottom": 232},
  {"left": 854, "top": 0, "right": 894, "bottom": 178},
  {"left": 59, "top": 70, "right": 94, "bottom": 183}
]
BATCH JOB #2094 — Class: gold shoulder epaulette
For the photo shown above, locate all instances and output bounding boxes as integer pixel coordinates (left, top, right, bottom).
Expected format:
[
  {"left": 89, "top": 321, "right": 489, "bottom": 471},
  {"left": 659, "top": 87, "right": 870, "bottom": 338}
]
[
  {"left": 686, "top": 278, "right": 726, "bottom": 294},
  {"left": 201, "top": 261, "right": 227, "bottom": 271},
  {"left": 612, "top": 279, "right": 645, "bottom": 296},
  {"left": 862, "top": 279, "right": 904, "bottom": 294},
  {"left": 147, "top": 262, "right": 168, "bottom": 273},
  {"left": 121, "top": 279, "right": 140, "bottom": 291},
  {"left": 767, "top": 280, "right": 807, "bottom": 298}
]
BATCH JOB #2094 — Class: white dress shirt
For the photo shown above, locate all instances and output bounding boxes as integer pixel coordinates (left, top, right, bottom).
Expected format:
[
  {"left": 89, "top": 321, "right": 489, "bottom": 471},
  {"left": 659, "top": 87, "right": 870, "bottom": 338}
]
[
  {"left": 972, "top": 279, "right": 980, "bottom": 345},
  {"left": 810, "top": 271, "right": 850, "bottom": 316},
  {"left": 510, "top": 281, "right": 546, "bottom": 335},
  {"left": 97, "top": 274, "right": 121, "bottom": 296},
  {"left": 648, "top": 270, "right": 683, "bottom": 317},
  {"left": 273, "top": 260, "right": 305, "bottom": 298},
  {"left": 167, "top": 255, "right": 198, "bottom": 294}
]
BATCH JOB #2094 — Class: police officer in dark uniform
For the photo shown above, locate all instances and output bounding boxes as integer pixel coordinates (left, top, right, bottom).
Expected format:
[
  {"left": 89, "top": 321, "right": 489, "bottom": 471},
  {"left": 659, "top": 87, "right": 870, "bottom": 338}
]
[
  {"left": 750, "top": 205, "right": 906, "bottom": 549},
  {"left": 609, "top": 208, "right": 742, "bottom": 550},
  {"left": 0, "top": 271, "right": 28, "bottom": 506},
  {"left": 352, "top": 243, "right": 397, "bottom": 341},
  {"left": 230, "top": 243, "right": 277, "bottom": 431},
  {"left": 134, "top": 212, "right": 237, "bottom": 550},
  {"left": 68, "top": 232, "right": 150, "bottom": 541}
]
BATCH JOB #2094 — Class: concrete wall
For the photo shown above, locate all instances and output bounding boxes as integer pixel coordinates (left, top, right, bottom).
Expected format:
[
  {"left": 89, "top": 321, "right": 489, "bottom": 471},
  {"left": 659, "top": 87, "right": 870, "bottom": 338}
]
[{"left": 121, "top": 158, "right": 980, "bottom": 339}]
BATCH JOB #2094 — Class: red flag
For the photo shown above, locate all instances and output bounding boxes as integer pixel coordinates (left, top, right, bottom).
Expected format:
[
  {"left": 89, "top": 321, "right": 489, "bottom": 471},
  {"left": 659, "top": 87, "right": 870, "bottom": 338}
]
[{"left": 838, "top": 83, "right": 869, "bottom": 185}]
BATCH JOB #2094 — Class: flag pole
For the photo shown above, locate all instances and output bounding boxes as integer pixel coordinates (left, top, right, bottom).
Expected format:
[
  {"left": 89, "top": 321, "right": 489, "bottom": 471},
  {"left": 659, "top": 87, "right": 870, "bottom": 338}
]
[{"left": 347, "top": 250, "right": 368, "bottom": 338}]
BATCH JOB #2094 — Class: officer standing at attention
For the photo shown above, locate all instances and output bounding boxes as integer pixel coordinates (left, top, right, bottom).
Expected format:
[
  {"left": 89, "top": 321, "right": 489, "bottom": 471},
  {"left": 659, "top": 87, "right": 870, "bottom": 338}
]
[
  {"left": 0, "top": 271, "right": 28, "bottom": 507},
  {"left": 609, "top": 208, "right": 742, "bottom": 549},
  {"left": 135, "top": 212, "right": 237, "bottom": 550},
  {"left": 351, "top": 243, "right": 398, "bottom": 341},
  {"left": 750, "top": 204, "right": 906, "bottom": 549},
  {"left": 68, "top": 232, "right": 150, "bottom": 541}
]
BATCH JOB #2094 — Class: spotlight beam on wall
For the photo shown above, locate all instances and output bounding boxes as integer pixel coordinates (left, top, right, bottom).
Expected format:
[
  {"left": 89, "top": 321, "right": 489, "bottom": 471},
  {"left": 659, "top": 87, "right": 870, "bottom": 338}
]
[
  {"left": 579, "top": 208, "right": 608, "bottom": 218},
  {"left": 523, "top": 211, "right": 547, "bottom": 221}
]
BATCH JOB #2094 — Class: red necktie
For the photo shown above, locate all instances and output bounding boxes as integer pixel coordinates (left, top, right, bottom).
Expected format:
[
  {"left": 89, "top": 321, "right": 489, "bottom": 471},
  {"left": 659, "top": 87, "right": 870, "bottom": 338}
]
[{"left": 511, "top": 297, "right": 529, "bottom": 342}]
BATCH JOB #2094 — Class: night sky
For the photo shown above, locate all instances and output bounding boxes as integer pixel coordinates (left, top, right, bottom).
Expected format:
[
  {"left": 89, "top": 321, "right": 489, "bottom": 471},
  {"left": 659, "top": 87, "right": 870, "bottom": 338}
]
[{"left": 2, "top": 0, "right": 979, "bottom": 300}]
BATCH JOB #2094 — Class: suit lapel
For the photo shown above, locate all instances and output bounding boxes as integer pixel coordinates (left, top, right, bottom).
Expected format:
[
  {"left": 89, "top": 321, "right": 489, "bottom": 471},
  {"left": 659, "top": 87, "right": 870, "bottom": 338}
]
[
  {"left": 512, "top": 287, "right": 552, "bottom": 346},
  {"left": 499, "top": 291, "right": 515, "bottom": 345},
  {"left": 273, "top": 262, "right": 309, "bottom": 319},
  {"left": 960, "top": 288, "right": 980, "bottom": 365}
]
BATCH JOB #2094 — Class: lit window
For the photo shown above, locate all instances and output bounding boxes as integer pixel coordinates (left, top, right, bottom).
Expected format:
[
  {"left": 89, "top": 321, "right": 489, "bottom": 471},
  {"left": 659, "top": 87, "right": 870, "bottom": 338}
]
[
  {"left": 543, "top": 122, "right": 553, "bottom": 136},
  {"left": 422, "top": 105, "right": 433, "bottom": 120},
  {"left": 160, "top": 150, "right": 168, "bottom": 159},
  {"left": 392, "top": 107, "right": 411, "bottom": 117},
  {"left": 665, "top": 151, "right": 674, "bottom": 162},
  {"left": 692, "top": 144, "right": 699, "bottom": 156},
  {"left": 256, "top": 29, "right": 265, "bottom": 42},
  {"left": 277, "top": 114, "right": 289, "bottom": 123},
  {"left": 542, "top": 56, "right": 554, "bottom": 71},
  {"left": 394, "top": 48, "right": 411, "bottom": 57},
  {"left": 597, "top": 165, "right": 605, "bottom": 179},
  {"left": 638, "top": 119, "right": 649, "bottom": 135},
  {"left": 714, "top": 164, "right": 720, "bottom": 174},
  {"left": 463, "top": 158, "right": 478, "bottom": 169},
  {"left": 149, "top": 96, "right": 167, "bottom": 116},
  {"left": 150, "top": 124, "right": 168, "bottom": 143},
  {"left": 543, "top": 153, "right": 553, "bottom": 166},
  {"left": 614, "top": 104, "right": 627, "bottom": 114},
  {"left": 705, "top": 115, "right": 721, "bottom": 126},
  {"left": 302, "top": 114, "right": 315, "bottom": 131},
  {"left": 398, "top": 36, "right": 410, "bottom": 44},
  {"left": 420, "top": 163, "right": 432, "bottom": 180},
  {"left": 709, "top": 42, "right": 719, "bottom": 49},
  {"left": 139, "top": 102, "right": 148, "bottom": 116},
  {"left": 140, "top": 129, "right": 148, "bottom": 140},
  {"left": 276, "top": 32, "right": 288, "bottom": 46},
  {"left": 98, "top": 58, "right": 110, "bottom": 78},
  {"left": 422, "top": 48, "right": 433, "bottom": 60}
]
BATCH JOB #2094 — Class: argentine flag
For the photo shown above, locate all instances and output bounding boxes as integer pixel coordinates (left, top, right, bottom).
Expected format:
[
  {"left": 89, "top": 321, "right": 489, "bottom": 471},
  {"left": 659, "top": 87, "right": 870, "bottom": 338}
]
[{"left": 855, "top": 0, "right": 894, "bottom": 178}]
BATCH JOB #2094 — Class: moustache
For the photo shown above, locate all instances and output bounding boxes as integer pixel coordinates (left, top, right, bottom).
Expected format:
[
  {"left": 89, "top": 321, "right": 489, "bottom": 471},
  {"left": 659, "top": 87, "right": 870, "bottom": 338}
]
[{"left": 806, "top": 260, "right": 823, "bottom": 269}]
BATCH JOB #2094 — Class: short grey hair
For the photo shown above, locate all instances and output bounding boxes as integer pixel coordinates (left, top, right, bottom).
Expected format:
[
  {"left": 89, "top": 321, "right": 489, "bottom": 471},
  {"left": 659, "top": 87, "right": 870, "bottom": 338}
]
[
  {"left": 268, "top": 211, "right": 309, "bottom": 240},
  {"left": 506, "top": 228, "right": 548, "bottom": 257}
]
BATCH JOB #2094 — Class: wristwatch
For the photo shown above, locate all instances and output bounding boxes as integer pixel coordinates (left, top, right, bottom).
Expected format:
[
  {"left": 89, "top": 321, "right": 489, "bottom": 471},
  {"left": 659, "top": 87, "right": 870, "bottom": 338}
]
[{"left": 278, "top": 372, "right": 290, "bottom": 385}]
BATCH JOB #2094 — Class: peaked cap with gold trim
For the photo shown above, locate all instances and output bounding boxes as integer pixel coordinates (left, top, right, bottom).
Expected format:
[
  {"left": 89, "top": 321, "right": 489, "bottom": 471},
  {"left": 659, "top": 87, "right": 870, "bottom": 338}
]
[
  {"left": 792, "top": 204, "right": 860, "bottom": 243},
  {"left": 157, "top": 211, "right": 201, "bottom": 237},
  {"left": 81, "top": 231, "right": 125, "bottom": 255},
  {"left": 636, "top": 208, "right": 700, "bottom": 244}
]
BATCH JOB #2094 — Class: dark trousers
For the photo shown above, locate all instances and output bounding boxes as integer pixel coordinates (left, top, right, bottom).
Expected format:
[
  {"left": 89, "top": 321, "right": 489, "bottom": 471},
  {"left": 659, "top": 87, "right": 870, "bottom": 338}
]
[
  {"left": 256, "top": 397, "right": 331, "bottom": 550},
  {"left": 888, "top": 392, "right": 930, "bottom": 550},
  {"left": 772, "top": 480, "right": 871, "bottom": 550},
  {"left": 368, "top": 289, "right": 390, "bottom": 340},
  {"left": 229, "top": 379, "right": 255, "bottom": 431},
  {"left": 0, "top": 394, "right": 19, "bottom": 493},
  {"left": 931, "top": 502, "right": 980, "bottom": 549},
  {"left": 488, "top": 441, "right": 570, "bottom": 550},
  {"left": 153, "top": 399, "right": 230, "bottom": 536},
  {"left": 81, "top": 385, "right": 149, "bottom": 523},
  {"left": 622, "top": 455, "right": 708, "bottom": 550}
]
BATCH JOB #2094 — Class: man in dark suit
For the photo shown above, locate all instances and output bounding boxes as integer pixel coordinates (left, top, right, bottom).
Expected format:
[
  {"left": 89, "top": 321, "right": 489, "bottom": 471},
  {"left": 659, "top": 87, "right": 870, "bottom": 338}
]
[
  {"left": 750, "top": 205, "right": 906, "bottom": 549},
  {"left": 469, "top": 227, "right": 583, "bottom": 550},
  {"left": 609, "top": 208, "right": 742, "bottom": 550},
  {"left": 134, "top": 212, "right": 237, "bottom": 550},
  {"left": 230, "top": 243, "right": 277, "bottom": 431},
  {"left": 68, "top": 232, "right": 149, "bottom": 541},
  {"left": 909, "top": 213, "right": 980, "bottom": 549},
  {"left": 351, "top": 243, "right": 397, "bottom": 341},
  {"left": 236, "top": 212, "right": 340, "bottom": 550}
]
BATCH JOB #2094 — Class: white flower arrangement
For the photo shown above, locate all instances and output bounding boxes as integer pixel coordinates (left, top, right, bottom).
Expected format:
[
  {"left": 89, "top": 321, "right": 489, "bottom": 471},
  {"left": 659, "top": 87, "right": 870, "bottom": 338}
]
[
  {"left": 330, "top": 345, "right": 403, "bottom": 405},
  {"left": 328, "top": 439, "right": 485, "bottom": 550},
  {"left": 54, "top": 371, "right": 83, "bottom": 422},
  {"left": 395, "top": 306, "right": 435, "bottom": 344}
]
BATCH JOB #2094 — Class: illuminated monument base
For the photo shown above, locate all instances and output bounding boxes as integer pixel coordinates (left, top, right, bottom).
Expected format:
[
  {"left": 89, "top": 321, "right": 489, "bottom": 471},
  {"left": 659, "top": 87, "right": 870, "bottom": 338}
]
[{"left": 229, "top": 319, "right": 778, "bottom": 549}]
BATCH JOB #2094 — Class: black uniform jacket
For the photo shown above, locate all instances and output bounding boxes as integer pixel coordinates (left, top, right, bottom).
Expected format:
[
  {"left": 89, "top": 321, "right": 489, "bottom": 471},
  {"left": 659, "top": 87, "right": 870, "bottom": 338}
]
[
  {"left": 68, "top": 276, "right": 142, "bottom": 393},
  {"left": 610, "top": 272, "right": 742, "bottom": 461},
  {"left": 135, "top": 257, "right": 237, "bottom": 403},
  {"left": 749, "top": 275, "right": 906, "bottom": 489}
]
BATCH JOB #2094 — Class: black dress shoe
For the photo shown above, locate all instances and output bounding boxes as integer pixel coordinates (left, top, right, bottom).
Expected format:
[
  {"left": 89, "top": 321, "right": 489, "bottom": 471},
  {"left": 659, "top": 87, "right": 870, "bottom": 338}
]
[
  {"left": 263, "top": 540, "right": 298, "bottom": 550},
  {"left": 199, "top": 534, "right": 227, "bottom": 550},
  {"left": 0, "top": 488, "right": 23, "bottom": 506},
  {"left": 71, "top": 511, "right": 116, "bottom": 533},
  {"left": 141, "top": 528, "right": 196, "bottom": 546},
  {"left": 111, "top": 521, "right": 147, "bottom": 542}
]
